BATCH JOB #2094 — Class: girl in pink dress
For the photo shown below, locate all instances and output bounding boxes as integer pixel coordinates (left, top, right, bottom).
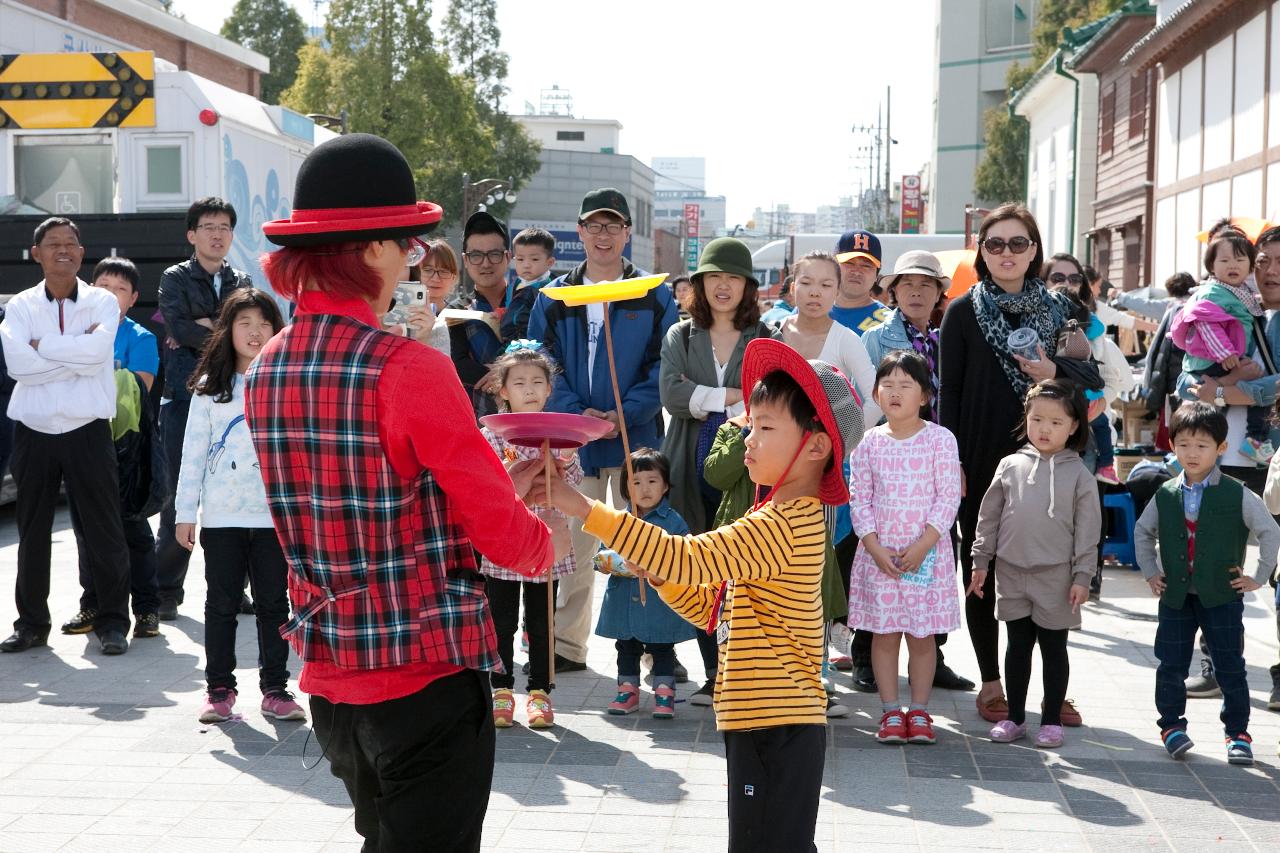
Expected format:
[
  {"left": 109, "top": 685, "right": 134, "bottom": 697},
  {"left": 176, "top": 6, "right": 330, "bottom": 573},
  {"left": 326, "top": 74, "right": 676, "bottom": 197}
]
[{"left": 848, "top": 350, "right": 963, "bottom": 746}]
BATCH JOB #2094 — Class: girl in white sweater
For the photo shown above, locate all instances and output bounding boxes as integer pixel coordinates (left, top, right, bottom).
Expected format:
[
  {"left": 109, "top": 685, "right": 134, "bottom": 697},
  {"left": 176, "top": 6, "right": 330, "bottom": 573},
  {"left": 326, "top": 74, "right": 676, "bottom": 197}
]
[{"left": 173, "top": 289, "right": 299, "bottom": 725}]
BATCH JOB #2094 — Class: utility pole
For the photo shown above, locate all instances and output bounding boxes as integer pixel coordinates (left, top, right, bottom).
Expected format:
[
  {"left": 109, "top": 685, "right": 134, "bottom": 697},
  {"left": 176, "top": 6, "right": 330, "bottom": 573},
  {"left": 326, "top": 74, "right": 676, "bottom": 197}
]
[{"left": 884, "top": 86, "right": 892, "bottom": 233}]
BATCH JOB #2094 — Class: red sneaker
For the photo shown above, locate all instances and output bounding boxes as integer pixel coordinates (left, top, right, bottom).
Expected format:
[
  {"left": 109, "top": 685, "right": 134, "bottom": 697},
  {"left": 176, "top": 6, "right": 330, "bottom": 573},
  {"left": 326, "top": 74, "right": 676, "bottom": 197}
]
[
  {"left": 876, "top": 710, "right": 908, "bottom": 744},
  {"left": 906, "top": 710, "right": 936, "bottom": 744}
]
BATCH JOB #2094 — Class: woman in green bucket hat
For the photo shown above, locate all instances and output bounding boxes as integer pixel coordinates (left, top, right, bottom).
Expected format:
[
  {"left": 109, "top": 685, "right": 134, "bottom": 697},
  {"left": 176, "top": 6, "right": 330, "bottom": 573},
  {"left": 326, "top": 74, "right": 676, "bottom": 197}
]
[{"left": 659, "top": 237, "right": 771, "bottom": 705}]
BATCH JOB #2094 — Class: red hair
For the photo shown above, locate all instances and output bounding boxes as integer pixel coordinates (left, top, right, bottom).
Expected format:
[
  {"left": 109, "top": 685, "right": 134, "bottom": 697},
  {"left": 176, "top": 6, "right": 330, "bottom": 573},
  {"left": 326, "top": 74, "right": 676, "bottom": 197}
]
[{"left": 260, "top": 243, "right": 383, "bottom": 302}]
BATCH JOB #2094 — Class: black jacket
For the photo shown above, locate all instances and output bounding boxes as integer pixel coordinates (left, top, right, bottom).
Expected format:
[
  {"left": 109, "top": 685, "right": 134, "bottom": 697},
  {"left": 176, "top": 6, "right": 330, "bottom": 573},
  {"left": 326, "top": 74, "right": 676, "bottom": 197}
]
[
  {"left": 1142, "top": 301, "right": 1186, "bottom": 417},
  {"left": 157, "top": 256, "right": 252, "bottom": 400}
]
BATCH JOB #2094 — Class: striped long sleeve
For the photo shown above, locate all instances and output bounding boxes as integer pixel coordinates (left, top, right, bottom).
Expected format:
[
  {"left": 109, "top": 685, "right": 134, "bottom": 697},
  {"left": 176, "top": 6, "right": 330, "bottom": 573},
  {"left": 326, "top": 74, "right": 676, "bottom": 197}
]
[{"left": 583, "top": 497, "right": 828, "bottom": 730}]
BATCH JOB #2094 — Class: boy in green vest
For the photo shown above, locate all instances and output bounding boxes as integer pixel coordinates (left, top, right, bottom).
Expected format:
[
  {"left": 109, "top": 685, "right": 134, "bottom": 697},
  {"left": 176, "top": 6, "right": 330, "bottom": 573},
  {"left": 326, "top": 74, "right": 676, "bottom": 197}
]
[{"left": 1134, "top": 402, "right": 1280, "bottom": 765}]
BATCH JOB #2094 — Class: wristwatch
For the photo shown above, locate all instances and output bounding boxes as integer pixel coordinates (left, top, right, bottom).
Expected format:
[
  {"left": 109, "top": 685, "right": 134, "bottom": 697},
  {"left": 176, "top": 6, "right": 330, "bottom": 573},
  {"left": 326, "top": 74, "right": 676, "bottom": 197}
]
[{"left": 1214, "top": 384, "right": 1227, "bottom": 407}]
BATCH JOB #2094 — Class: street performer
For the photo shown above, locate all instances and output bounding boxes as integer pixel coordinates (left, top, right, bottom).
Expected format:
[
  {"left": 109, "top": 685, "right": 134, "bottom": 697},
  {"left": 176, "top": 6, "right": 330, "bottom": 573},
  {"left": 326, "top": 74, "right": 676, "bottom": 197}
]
[{"left": 246, "top": 133, "right": 557, "bottom": 852}]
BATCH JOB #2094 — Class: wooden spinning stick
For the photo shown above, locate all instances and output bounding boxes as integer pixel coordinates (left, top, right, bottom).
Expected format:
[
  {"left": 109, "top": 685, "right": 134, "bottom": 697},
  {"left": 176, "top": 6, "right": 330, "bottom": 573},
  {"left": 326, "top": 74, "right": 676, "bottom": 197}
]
[
  {"left": 543, "top": 438, "right": 556, "bottom": 687},
  {"left": 601, "top": 308, "right": 645, "bottom": 605}
]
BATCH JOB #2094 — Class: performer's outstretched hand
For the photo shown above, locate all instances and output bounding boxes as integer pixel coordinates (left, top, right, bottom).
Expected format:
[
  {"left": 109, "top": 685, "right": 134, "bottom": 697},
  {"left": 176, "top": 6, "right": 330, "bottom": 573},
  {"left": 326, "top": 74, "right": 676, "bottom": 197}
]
[{"left": 508, "top": 457, "right": 544, "bottom": 504}]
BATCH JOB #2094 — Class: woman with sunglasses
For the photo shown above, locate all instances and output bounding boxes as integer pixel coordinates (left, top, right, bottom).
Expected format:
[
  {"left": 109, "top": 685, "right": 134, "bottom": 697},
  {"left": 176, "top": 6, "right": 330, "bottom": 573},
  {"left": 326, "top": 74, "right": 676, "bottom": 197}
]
[{"left": 939, "top": 203, "right": 1100, "bottom": 726}]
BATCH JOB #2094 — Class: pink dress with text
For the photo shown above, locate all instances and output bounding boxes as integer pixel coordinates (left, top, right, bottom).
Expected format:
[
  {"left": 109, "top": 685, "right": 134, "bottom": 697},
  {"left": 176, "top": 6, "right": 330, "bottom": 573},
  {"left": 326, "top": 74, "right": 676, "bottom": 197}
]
[{"left": 847, "top": 421, "right": 963, "bottom": 638}]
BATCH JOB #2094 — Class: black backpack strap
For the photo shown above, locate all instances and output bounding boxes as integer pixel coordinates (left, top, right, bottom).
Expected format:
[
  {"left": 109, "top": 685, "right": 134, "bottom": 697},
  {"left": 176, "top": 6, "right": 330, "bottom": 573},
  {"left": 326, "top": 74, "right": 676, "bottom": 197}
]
[{"left": 1252, "top": 315, "right": 1277, "bottom": 375}]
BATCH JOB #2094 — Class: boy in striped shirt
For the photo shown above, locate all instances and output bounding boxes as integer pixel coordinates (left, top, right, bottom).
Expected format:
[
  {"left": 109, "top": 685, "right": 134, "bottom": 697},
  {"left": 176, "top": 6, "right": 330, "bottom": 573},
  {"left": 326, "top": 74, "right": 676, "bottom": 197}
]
[{"left": 546, "top": 337, "right": 863, "bottom": 853}]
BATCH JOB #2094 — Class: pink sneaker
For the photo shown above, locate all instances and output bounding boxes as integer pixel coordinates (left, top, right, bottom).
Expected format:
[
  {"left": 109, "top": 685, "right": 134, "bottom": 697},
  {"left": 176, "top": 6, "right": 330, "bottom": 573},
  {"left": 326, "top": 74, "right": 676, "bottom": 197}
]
[
  {"left": 608, "top": 682, "right": 639, "bottom": 715},
  {"left": 261, "top": 689, "right": 306, "bottom": 721},
  {"left": 198, "top": 687, "right": 237, "bottom": 723},
  {"left": 989, "top": 719, "right": 1027, "bottom": 743},
  {"left": 652, "top": 685, "right": 676, "bottom": 719},
  {"left": 1035, "top": 724, "right": 1065, "bottom": 748},
  {"left": 1095, "top": 465, "right": 1121, "bottom": 485}
]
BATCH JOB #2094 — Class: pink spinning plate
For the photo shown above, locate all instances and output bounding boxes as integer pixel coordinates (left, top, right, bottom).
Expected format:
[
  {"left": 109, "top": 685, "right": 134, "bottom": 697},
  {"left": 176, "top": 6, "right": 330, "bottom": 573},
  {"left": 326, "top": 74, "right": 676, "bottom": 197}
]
[{"left": 480, "top": 412, "right": 614, "bottom": 449}]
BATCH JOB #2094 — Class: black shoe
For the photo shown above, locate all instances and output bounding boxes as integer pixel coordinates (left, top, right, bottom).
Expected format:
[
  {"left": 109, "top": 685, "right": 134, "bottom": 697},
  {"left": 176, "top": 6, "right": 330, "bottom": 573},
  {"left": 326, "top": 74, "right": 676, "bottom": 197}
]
[
  {"left": 554, "top": 654, "right": 586, "bottom": 673},
  {"left": 0, "top": 628, "right": 49, "bottom": 653},
  {"left": 97, "top": 629, "right": 128, "bottom": 655},
  {"left": 239, "top": 593, "right": 255, "bottom": 616},
  {"left": 61, "top": 608, "right": 97, "bottom": 635},
  {"left": 133, "top": 614, "right": 161, "bottom": 638},
  {"left": 673, "top": 659, "right": 689, "bottom": 684},
  {"left": 933, "top": 662, "right": 976, "bottom": 691},
  {"left": 157, "top": 599, "right": 178, "bottom": 621},
  {"left": 852, "top": 664, "right": 877, "bottom": 693},
  {"left": 1185, "top": 657, "right": 1221, "bottom": 698},
  {"left": 689, "top": 679, "right": 715, "bottom": 707}
]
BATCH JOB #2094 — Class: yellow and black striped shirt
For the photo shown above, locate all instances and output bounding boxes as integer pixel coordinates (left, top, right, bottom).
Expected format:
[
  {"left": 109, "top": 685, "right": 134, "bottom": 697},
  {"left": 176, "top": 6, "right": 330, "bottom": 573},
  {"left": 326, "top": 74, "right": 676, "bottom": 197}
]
[{"left": 582, "top": 497, "right": 827, "bottom": 731}]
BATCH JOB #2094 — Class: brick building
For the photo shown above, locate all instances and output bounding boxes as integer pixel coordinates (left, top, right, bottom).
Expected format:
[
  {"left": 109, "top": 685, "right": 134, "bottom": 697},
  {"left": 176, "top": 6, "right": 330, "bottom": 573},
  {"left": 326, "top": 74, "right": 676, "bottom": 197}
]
[{"left": 2, "top": 0, "right": 269, "bottom": 98}]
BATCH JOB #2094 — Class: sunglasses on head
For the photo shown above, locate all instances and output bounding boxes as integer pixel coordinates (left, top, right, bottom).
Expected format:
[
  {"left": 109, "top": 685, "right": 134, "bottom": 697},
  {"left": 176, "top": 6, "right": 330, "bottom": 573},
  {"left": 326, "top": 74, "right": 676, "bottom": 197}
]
[
  {"left": 981, "top": 236, "right": 1033, "bottom": 255},
  {"left": 1048, "top": 272, "right": 1085, "bottom": 285}
]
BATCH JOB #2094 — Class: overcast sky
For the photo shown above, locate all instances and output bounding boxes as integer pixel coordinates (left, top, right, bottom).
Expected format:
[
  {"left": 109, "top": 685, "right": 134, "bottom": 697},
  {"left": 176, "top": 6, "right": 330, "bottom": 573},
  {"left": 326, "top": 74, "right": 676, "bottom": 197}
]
[{"left": 170, "top": 0, "right": 937, "bottom": 224}]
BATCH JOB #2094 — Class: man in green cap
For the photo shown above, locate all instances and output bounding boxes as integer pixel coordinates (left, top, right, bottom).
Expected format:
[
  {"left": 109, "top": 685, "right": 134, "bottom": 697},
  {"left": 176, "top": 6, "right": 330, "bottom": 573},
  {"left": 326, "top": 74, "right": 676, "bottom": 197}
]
[{"left": 529, "top": 188, "right": 678, "bottom": 672}]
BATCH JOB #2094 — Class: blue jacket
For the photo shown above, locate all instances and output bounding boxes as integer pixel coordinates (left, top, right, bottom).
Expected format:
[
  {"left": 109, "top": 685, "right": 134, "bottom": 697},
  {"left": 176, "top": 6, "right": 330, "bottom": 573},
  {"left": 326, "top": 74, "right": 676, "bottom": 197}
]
[
  {"left": 595, "top": 498, "right": 697, "bottom": 645},
  {"left": 528, "top": 260, "right": 678, "bottom": 475},
  {"left": 861, "top": 309, "right": 914, "bottom": 368}
]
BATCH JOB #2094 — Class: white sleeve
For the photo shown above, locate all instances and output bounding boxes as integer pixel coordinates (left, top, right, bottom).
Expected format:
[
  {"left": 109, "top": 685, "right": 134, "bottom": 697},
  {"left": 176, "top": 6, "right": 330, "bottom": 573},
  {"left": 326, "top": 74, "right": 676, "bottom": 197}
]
[
  {"left": 35, "top": 292, "right": 119, "bottom": 375},
  {"left": 174, "top": 395, "right": 213, "bottom": 525},
  {"left": 1096, "top": 301, "right": 1136, "bottom": 330},
  {"left": 840, "top": 330, "right": 882, "bottom": 425},
  {"left": 0, "top": 300, "right": 77, "bottom": 385},
  {"left": 688, "top": 385, "right": 724, "bottom": 420}
]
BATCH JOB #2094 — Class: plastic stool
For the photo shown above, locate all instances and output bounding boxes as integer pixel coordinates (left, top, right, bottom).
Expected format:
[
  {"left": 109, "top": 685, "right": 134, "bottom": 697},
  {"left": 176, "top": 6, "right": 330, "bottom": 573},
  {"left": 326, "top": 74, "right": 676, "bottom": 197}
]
[{"left": 1102, "top": 490, "right": 1137, "bottom": 567}]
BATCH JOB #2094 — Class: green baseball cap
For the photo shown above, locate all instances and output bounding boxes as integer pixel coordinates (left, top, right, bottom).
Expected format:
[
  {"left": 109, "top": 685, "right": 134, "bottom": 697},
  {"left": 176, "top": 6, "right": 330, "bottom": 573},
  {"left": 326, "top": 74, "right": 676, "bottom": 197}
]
[{"left": 578, "top": 188, "right": 631, "bottom": 225}]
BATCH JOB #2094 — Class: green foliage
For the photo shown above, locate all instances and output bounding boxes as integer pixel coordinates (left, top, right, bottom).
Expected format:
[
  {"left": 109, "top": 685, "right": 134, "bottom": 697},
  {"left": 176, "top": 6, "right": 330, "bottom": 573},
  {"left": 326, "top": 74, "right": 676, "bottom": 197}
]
[
  {"left": 278, "top": 0, "right": 539, "bottom": 226},
  {"left": 1030, "top": 0, "right": 1128, "bottom": 65},
  {"left": 973, "top": 62, "right": 1035, "bottom": 206},
  {"left": 441, "top": 0, "right": 508, "bottom": 115},
  {"left": 220, "top": 0, "right": 307, "bottom": 104}
]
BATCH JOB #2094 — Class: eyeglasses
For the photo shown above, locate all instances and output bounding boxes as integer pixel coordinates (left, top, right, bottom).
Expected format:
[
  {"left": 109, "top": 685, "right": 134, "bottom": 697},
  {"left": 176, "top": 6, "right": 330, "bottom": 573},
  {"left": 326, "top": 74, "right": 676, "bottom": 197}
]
[
  {"left": 1047, "top": 272, "right": 1085, "bottom": 285},
  {"left": 580, "top": 221, "right": 626, "bottom": 235},
  {"left": 195, "top": 224, "right": 234, "bottom": 235},
  {"left": 463, "top": 249, "right": 508, "bottom": 265},
  {"left": 981, "top": 236, "right": 1033, "bottom": 255},
  {"left": 420, "top": 267, "right": 451, "bottom": 280},
  {"left": 396, "top": 238, "right": 428, "bottom": 267}
]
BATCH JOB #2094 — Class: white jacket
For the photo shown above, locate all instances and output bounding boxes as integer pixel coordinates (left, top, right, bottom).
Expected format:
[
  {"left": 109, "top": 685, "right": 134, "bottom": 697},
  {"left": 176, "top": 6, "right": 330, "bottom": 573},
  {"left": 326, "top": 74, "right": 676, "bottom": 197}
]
[
  {"left": 1, "top": 280, "right": 119, "bottom": 434},
  {"left": 174, "top": 374, "right": 273, "bottom": 528}
]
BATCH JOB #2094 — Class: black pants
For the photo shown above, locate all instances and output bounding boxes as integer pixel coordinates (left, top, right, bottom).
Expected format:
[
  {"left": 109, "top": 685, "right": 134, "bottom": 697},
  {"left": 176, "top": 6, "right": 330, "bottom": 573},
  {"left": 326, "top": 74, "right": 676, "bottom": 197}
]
[
  {"left": 694, "top": 631, "right": 718, "bottom": 679},
  {"left": 957, "top": 473, "right": 1005, "bottom": 683},
  {"left": 486, "top": 577, "right": 557, "bottom": 692},
  {"left": 154, "top": 399, "right": 193, "bottom": 605},
  {"left": 1004, "top": 616, "right": 1069, "bottom": 726},
  {"left": 724, "top": 724, "right": 825, "bottom": 853},
  {"left": 617, "top": 638, "right": 675, "bottom": 679},
  {"left": 72, "top": 505, "right": 160, "bottom": 616},
  {"left": 11, "top": 421, "right": 130, "bottom": 634},
  {"left": 201, "top": 527, "right": 290, "bottom": 692},
  {"left": 312, "top": 670, "right": 495, "bottom": 853}
]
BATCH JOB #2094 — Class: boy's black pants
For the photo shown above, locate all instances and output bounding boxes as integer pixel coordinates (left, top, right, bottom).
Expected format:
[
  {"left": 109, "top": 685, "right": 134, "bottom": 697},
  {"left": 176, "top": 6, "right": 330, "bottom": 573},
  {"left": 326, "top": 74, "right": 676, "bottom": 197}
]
[{"left": 724, "top": 723, "right": 825, "bottom": 853}]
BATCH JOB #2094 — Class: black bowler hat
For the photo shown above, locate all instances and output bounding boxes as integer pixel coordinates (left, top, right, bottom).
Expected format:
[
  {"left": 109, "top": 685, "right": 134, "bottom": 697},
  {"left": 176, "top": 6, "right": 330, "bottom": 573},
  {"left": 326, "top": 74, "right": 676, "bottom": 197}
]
[{"left": 263, "top": 133, "right": 442, "bottom": 247}]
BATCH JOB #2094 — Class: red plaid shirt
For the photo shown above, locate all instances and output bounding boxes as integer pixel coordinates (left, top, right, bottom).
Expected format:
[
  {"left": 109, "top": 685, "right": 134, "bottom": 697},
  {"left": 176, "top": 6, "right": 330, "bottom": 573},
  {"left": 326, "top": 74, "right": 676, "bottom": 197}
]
[{"left": 245, "top": 290, "right": 553, "bottom": 704}]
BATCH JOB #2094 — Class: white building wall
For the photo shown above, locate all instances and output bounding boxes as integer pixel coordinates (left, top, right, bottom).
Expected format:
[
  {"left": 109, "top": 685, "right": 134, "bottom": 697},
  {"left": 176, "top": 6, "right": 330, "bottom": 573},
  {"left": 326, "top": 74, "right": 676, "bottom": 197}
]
[{"left": 1235, "top": 12, "right": 1266, "bottom": 160}]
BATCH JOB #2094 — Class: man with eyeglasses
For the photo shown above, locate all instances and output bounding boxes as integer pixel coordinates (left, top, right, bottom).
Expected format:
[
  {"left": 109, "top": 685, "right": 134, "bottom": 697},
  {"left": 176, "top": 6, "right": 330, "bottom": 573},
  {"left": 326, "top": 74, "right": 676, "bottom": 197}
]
[
  {"left": 529, "top": 188, "right": 678, "bottom": 673},
  {"left": 1185, "top": 225, "right": 1280, "bottom": 712},
  {"left": 446, "top": 211, "right": 524, "bottom": 419},
  {"left": 153, "top": 197, "right": 253, "bottom": 620},
  {"left": 0, "top": 217, "right": 132, "bottom": 655}
]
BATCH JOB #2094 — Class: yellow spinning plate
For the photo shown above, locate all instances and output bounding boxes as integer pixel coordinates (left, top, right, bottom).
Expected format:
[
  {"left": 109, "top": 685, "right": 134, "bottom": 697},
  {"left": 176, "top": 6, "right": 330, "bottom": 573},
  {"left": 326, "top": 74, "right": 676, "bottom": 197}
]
[{"left": 541, "top": 273, "right": 668, "bottom": 306}]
